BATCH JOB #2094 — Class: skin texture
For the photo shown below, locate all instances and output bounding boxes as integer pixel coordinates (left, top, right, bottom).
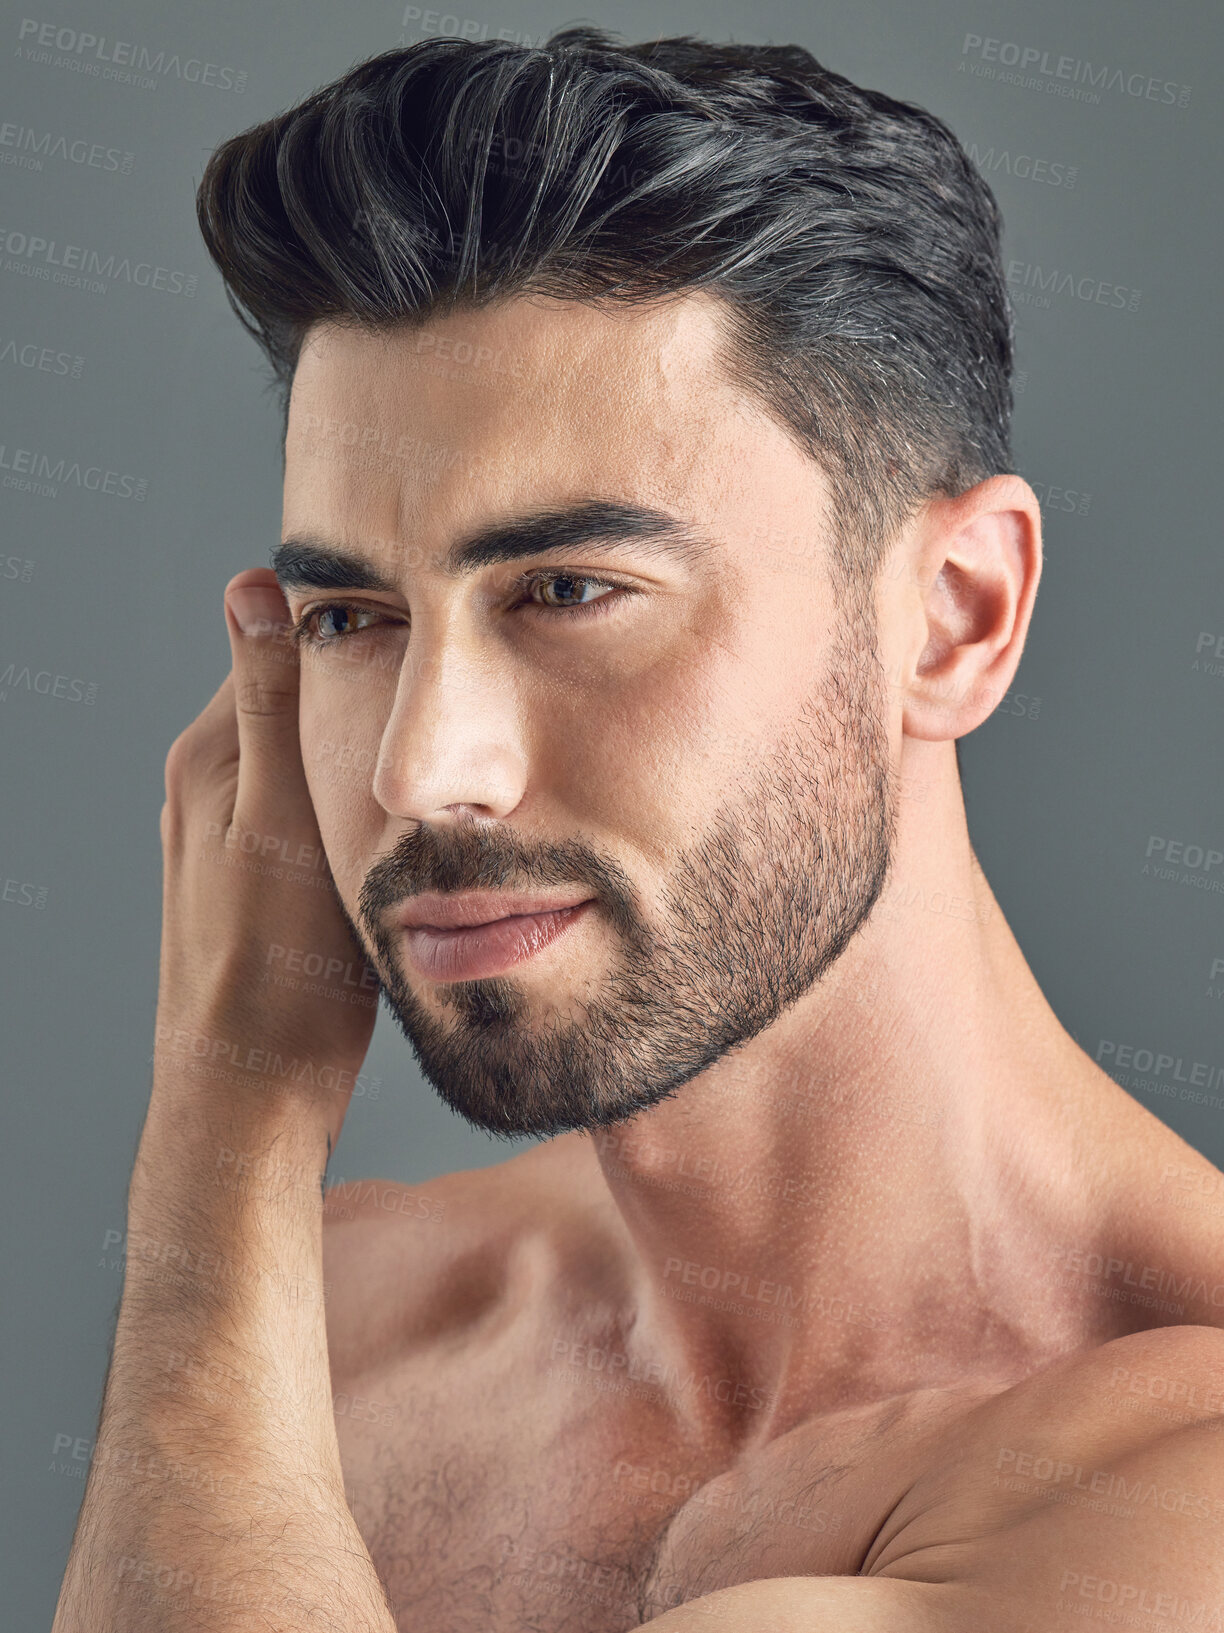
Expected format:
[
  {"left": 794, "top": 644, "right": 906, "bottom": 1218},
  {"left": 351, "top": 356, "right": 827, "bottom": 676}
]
[
  {"left": 334, "top": 514, "right": 896, "bottom": 1138},
  {"left": 54, "top": 292, "right": 1224, "bottom": 1632}
]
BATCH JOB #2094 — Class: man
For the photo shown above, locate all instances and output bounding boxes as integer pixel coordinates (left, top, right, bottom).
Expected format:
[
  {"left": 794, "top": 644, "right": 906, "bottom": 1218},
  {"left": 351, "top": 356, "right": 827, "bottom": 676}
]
[{"left": 55, "top": 25, "right": 1224, "bottom": 1633}]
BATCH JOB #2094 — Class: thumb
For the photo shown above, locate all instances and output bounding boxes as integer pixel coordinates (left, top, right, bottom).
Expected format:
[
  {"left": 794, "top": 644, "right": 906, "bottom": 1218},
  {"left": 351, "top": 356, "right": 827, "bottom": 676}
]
[{"left": 223, "top": 568, "right": 304, "bottom": 808}]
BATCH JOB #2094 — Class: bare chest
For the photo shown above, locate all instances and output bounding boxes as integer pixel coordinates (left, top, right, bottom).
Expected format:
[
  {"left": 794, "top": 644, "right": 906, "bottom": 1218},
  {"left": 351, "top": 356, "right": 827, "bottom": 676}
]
[{"left": 333, "top": 1338, "right": 962, "bottom": 1633}]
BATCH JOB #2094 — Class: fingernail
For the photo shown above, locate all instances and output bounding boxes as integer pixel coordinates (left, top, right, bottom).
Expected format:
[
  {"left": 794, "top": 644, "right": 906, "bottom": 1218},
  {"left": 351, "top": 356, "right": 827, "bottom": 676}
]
[{"left": 229, "top": 586, "right": 290, "bottom": 635}]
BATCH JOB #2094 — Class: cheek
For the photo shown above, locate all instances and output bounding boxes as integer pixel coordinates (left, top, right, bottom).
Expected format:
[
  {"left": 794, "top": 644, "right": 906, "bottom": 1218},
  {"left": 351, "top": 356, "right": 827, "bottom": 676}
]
[{"left": 541, "top": 640, "right": 784, "bottom": 856}]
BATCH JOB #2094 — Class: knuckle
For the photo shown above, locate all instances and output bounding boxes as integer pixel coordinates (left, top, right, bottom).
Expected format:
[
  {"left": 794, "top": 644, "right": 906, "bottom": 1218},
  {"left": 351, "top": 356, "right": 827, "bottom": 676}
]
[{"left": 234, "top": 673, "right": 296, "bottom": 717}]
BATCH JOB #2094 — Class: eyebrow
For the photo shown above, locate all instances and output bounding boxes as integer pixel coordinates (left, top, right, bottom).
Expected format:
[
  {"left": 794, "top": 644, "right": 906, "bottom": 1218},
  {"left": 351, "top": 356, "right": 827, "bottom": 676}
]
[{"left": 271, "top": 499, "right": 719, "bottom": 592}]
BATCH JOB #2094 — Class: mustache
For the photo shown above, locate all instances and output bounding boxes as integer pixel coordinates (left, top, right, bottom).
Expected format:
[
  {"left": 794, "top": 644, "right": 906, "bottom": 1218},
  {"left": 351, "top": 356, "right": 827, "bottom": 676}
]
[{"left": 357, "top": 820, "right": 643, "bottom": 942}]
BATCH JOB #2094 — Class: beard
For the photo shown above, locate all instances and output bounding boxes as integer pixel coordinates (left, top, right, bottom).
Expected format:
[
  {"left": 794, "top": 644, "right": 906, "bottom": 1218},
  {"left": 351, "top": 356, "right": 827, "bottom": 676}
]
[{"left": 343, "top": 600, "right": 897, "bottom": 1138}]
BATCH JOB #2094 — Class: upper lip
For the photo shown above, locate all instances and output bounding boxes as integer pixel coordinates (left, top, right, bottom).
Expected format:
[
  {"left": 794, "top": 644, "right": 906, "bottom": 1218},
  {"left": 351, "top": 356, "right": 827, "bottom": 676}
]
[{"left": 396, "top": 890, "right": 594, "bottom": 932}]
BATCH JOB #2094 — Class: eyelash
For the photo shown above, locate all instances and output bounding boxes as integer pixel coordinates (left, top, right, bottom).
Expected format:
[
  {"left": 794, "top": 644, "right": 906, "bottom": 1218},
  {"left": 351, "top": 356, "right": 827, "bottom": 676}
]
[{"left": 288, "top": 569, "right": 630, "bottom": 649}]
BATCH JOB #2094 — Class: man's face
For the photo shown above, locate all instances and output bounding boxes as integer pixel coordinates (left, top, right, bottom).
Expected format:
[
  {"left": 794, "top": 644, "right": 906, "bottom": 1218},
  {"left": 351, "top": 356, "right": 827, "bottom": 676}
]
[{"left": 280, "top": 293, "right": 899, "bottom": 1136}]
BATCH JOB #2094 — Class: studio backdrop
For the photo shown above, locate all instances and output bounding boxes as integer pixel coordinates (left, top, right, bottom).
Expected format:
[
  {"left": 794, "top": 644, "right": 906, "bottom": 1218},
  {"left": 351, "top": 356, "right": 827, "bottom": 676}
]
[{"left": 1, "top": 0, "right": 1219, "bottom": 1626}]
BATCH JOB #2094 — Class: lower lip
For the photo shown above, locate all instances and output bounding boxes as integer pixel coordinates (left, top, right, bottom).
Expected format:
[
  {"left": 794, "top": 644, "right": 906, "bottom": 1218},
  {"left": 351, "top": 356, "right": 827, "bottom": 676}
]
[{"left": 401, "top": 900, "right": 594, "bottom": 983}]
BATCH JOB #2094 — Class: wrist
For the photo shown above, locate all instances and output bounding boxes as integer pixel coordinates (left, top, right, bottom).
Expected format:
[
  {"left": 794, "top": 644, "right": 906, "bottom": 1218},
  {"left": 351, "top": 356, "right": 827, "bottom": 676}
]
[
  {"left": 151, "top": 1015, "right": 359, "bottom": 1145},
  {"left": 127, "top": 1085, "right": 332, "bottom": 1275},
  {"left": 142, "top": 1075, "right": 331, "bottom": 1167}
]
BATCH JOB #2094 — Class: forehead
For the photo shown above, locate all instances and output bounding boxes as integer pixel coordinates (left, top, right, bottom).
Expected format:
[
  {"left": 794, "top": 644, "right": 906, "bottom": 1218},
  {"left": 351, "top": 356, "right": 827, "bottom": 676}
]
[{"left": 282, "top": 292, "right": 828, "bottom": 569}]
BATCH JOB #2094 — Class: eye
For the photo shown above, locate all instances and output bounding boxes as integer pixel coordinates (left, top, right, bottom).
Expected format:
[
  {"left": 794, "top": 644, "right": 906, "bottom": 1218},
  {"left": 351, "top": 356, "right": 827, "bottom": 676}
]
[
  {"left": 521, "top": 571, "right": 625, "bottom": 618},
  {"left": 289, "top": 572, "right": 631, "bottom": 651},
  {"left": 289, "top": 603, "right": 398, "bottom": 649}
]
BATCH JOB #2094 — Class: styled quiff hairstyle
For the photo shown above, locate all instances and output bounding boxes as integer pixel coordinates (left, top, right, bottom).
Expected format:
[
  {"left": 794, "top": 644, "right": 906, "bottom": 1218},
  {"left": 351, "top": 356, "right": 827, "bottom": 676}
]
[{"left": 196, "top": 25, "right": 1014, "bottom": 605}]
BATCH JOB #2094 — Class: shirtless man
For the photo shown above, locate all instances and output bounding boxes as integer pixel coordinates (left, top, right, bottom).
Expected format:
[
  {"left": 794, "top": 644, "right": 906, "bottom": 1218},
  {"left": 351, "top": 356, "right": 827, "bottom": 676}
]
[{"left": 54, "top": 26, "right": 1224, "bottom": 1633}]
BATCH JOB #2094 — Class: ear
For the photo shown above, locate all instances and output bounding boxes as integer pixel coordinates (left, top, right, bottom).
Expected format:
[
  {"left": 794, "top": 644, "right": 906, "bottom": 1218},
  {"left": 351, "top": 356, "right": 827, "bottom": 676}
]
[{"left": 897, "top": 475, "right": 1042, "bottom": 743}]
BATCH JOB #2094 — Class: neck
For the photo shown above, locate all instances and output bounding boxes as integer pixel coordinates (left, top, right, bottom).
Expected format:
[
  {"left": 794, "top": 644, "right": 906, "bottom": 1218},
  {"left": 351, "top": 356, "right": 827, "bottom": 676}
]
[{"left": 590, "top": 737, "right": 1118, "bottom": 1440}]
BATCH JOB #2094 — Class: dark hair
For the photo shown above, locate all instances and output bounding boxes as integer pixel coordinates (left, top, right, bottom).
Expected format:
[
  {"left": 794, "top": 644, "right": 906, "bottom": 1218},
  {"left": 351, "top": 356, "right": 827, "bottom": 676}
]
[{"left": 196, "top": 25, "right": 1013, "bottom": 600}]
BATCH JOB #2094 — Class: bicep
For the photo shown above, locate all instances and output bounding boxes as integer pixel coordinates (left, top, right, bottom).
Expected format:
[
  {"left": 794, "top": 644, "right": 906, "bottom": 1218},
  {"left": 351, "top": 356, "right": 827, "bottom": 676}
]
[
  {"left": 927, "top": 1417, "right": 1224, "bottom": 1625},
  {"left": 641, "top": 1575, "right": 1002, "bottom": 1631}
]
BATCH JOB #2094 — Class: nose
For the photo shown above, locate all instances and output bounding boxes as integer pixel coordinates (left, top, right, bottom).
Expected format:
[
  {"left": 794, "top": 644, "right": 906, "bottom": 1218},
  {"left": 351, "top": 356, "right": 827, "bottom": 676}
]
[{"left": 372, "top": 636, "right": 527, "bottom": 823}]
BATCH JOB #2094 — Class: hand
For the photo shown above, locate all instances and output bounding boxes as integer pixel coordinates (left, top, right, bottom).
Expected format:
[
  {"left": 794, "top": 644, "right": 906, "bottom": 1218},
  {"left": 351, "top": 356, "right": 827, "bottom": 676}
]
[
  {"left": 153, "top": 568, "right": 378, "bottom": 1147},
  {"left": 53, "top": 582, "right": 397, "bottom": 1633}
]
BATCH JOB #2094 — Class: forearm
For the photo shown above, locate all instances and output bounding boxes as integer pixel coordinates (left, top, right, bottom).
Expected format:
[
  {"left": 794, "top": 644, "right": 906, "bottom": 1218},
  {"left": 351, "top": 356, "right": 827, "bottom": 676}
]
[{"left": 53, "top": 1076, "right": 396, "bottom": 1633}]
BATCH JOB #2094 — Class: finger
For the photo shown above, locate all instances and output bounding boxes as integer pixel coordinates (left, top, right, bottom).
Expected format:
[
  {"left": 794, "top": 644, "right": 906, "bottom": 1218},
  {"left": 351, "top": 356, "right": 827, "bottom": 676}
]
[
  {"left": 222, "top": 568, "right": 307, "bottom": 814},
  {"left": 163, "top": 671, "right": 235, "bottom": 804},
  {"left": 188, "top": 669, "right": 237, "bottom": 750}
]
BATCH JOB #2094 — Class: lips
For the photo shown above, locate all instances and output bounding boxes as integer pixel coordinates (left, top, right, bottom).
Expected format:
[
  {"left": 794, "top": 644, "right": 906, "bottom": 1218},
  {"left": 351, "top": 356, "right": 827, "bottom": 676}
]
[
  {"left": 397, "top": 890, "right": 594, "bottom": 931},
  {"left": 396, "top": 892, "right": 595, "bottom": 983}
]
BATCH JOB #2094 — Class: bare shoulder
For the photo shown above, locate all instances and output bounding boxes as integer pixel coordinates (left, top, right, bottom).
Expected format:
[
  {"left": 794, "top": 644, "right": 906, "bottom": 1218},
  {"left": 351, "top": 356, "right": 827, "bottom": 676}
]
[
  {"left": 859, "top": 1325, "right": 1224, "bottom": 1624},
  {"left": 321, "top": 1131, "right": 612, "bottom": 1377},
  {"left": 641, "top": 1328, "right": 1224, "bottom": 1632}
]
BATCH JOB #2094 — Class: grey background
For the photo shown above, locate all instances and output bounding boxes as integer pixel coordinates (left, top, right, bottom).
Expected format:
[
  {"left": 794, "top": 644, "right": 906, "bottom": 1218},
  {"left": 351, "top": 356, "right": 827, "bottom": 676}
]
[{"left": 1, "top": 0, "right": 1220, "bottom": 1623}]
